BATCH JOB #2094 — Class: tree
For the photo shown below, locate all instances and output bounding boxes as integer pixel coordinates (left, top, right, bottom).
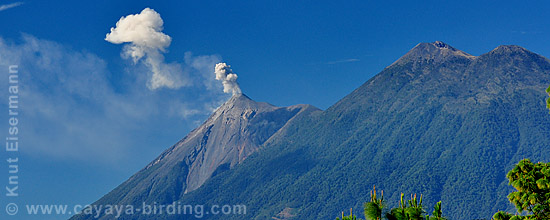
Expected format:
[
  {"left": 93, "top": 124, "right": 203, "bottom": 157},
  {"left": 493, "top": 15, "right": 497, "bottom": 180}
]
[
  {"left": 386, "top": 193, "right": 426, "bottom": 220},
  {"left": 493, "top": 159, "right": 550, "bottom": 220},
  {"left": 428, "top": 201, "right": 446, "bottom": 220},
  {"left": 364, "top": 186, "right": 384, "bottom": 220},
  {"left": 337, "top": 208, "right": 360, "bottom": 220},
  {"left": 493, "top": 211, "right": 513, "bottom": 220},
  {"left": 546, "top": 85, "right": 550, "bottom": 111},
  {"left": 385, "top": 193, "right": 407, "bottom": 220},
  {"left": 338, "top": 188, "right": 444, "bottom": 220}
]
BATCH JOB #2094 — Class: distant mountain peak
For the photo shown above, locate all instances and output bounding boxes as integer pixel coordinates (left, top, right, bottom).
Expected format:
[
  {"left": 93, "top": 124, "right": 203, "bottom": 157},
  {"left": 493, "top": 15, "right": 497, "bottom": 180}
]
[
  {"left": 390, "top": 41, "right": 475, "bottom": 67},
  {"left": 73, "top": 42, "right": 550, "bottom": 220},
  {"left": 224, "top": 93, "right": 251, "bottom": 104},
  {"left": 433, "top": 40, "right": 450, "bottom": 48},
  {"left": 214, "top": 93, "right": 275, "bottom": 119},
  {"left": 85, "top": 92, "right": 321, "bottom": 205},
  {"left": 231, "top": 92, "right": 251, "bottom": 100},
  {"left": 488, "top": 45, "right": 533, "bottom": 56},
  {"left": 410, "top": 41, "right": 471, "bottom": 55},
  {"left": 222, "top": 93, "right": 252, "bottom": 107}
]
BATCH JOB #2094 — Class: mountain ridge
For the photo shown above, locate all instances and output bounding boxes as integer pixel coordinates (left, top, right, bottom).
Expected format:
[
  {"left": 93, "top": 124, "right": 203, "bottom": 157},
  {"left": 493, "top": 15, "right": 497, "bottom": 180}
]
[
  {"left": 177, "top": 41, "right": 550, "bottom": 220},
  {"left": 152, "top": 93, "right": 320, "bottom": 193},
  {"left": 389, "top": 41, "right": 475, "bottom": 68},
  {"left": 72, "top": 41, "right": 550, "bottom": 220},
  {"left": 70, "top": 92, "right": 320, "bottom": 220}
]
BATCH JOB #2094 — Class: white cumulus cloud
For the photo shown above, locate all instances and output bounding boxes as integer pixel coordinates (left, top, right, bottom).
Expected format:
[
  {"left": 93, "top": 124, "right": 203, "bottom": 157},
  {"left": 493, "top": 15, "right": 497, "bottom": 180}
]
[
  {"left": 0, "top": 34, "right": 231, "bottom": 164},
  {"left": 105, "top": 8, "right": 188, "bottom": 90}
]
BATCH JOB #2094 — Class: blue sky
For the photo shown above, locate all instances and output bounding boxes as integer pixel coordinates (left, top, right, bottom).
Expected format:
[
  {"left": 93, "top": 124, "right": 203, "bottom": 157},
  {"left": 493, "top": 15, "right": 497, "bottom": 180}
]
[{"left": 1, "top": 0, "right": 550, "bottom": 219}]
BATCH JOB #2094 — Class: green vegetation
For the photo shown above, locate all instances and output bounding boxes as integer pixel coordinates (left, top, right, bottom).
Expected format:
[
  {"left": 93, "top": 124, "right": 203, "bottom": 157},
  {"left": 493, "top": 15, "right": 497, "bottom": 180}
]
[
  {"left": 364, "top": 186, "right": 384, "bottom": 220},
  {"left": 339, "top": 86, "right": 550, "bottom": 220},
  {"left": 337, "top": 209, "right": 359, "bottom": 220},
  {"left": 73, "top": 43, "right": 550, "bottom": 220},
  {"left": 170, "top": 48, "right": 550, "bottom": 219},
  {"left": 337, "top": 186, "right": 446, "bottom": 220},
  {"left": 385, "top": 193, "right": 425, "bottom": 220},
  {"left": 338, "top": 159, "right": 549, "bottom": 220},
  {"left": 430, "top": 202, "right": 445, "bottom": 220},
  {"left": 493, "top": 159, "right": 550, "bottom": 220}
]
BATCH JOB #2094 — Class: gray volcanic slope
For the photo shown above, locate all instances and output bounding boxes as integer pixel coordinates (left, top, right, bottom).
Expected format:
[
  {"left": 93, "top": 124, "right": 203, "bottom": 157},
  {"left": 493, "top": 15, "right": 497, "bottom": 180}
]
[
  {"left": 73, "top": 42, "right": 550, "bottom": 220},
  {"left": 70, "top": 94, "right": 319, "bottom": 220}
]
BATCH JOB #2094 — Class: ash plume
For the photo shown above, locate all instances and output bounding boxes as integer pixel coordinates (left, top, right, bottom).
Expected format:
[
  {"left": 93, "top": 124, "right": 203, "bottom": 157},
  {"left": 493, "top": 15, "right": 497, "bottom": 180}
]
[
  {"left": 105, "top": 8, "right": 187, "bottom": 90},
  {"left": 214, "top": 63, "right": 242, "bottom": 95}
]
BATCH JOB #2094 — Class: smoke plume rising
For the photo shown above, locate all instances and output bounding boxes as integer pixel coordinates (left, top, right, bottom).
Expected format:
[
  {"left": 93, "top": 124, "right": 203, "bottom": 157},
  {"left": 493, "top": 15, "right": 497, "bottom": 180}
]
[
  {"left": 215, "top": 63, "right": 242, "bottom": 95},
  {"left": 105, "top": 8, "right": 187, "bottom": 90}
]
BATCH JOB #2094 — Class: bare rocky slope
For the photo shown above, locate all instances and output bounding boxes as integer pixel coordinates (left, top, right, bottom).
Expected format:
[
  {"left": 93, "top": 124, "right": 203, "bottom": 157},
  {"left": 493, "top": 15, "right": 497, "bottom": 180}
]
[{"left": 70, "top": 94, "right": 319, "bottom": 220}]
